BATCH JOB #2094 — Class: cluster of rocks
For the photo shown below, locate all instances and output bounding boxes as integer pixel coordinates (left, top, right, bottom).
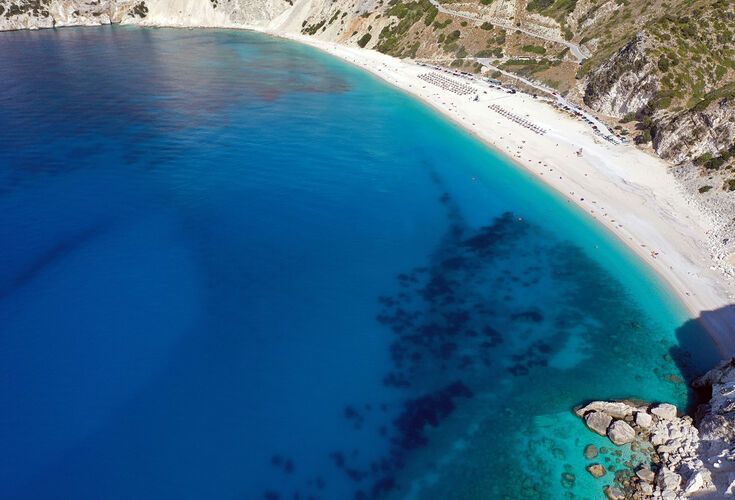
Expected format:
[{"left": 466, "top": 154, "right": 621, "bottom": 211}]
[
  {"left": 576, "top": 358, "right": 735, "bottom": 498},
  {"left": 576, "top": 399, "right": 705, "bottom": 499}
]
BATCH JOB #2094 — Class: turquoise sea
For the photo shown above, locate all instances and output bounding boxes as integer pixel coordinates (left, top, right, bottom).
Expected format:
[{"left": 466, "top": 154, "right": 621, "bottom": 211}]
[{"left": 0, "top": 26, "right": 719, "bottom": 499}]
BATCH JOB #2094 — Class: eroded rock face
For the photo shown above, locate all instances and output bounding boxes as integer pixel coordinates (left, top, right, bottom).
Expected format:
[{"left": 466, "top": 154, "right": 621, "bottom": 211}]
[
  {"left": 0, "top": 0, "right": 133, "bottom": 30},
  {"left": 653, "top": 93, "right": 735, "bottom": 164},
  {"left": 583, "top": 29, "right": 735, "bottom": 166},
  {"left": 126, "top": 0, "right": 293, "bottom": 28},
  {"left": 583, "top": 31, "right": 659, "bottom": 118},
  {"left": 0, "top": 0, "right": 295, "bottom": 31}
]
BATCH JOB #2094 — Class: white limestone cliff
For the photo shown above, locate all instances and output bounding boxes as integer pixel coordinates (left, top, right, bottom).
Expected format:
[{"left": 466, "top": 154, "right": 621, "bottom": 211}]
[{"left": 0, "top": 0, "right": 298, "bottom": 31}]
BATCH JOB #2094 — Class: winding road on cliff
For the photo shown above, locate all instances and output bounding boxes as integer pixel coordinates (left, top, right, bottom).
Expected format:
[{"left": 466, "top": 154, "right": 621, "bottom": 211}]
[{"left": 426, "top": 0, "right": 588, "bottom": 62}]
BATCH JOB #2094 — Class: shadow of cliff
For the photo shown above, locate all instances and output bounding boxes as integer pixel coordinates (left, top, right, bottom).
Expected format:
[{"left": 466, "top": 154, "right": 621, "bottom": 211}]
[
  {"left": 669, "top": 305, "right": 735, "bottom": 413},
  {"left": 669, "top": 305, "right": 735, "bottom": 498}
]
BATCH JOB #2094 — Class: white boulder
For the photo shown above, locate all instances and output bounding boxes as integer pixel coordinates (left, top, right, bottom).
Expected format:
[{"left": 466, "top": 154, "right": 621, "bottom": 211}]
[
  {"left": 651, "top": 403, "right": 678, "bottom": 420},
  {"left": 576, "top": 401, "right": 636, "bottom": 419},
  {"left": 585, "top": 411, "right": 612, "bottom": 436},
  {"left": 608, "top": 420, "right": 636, "bottom": 445},
  {"left": 635, "top": 411, "right": 653, "bottom": 429}
]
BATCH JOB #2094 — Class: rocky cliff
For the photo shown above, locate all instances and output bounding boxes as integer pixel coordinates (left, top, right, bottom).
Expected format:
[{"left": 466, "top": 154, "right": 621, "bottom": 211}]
[
  {"left": 577, "top": 0, "right": 735, "bottom": 231},
  {"left": 654, "top": 90, "right": 735, "bottom": 165},
  {"left": 692, "top": 358, "right": 735, "bottom": 493},
  {"left": 575, "top": 358, "right": 735, "bottom": 498},
  {"left": 0, "top": 0, "right": 138, "bottom": 30},
  {"left": 579, "top": 0, "right": 735, "bottom": 171},
  {"left": 583, "top": 32, "right": 659, "bottom": 119},
  {"left": 0, "top": 0, "right": 297, "bottom": 31},
  {"left": 129, "top": 0, "right": 293, "bottom": 28},
  {"left": 582, "top": 28, "right": 735, "bottom": 167},
  {"left": 0, "top": 0, "right": 395, "bottom": 56}
]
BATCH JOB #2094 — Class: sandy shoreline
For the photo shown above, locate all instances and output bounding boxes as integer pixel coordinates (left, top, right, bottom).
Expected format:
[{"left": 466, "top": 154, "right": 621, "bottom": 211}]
[{"left": 246, "top": 29, "right": 735, "bottom": 356}]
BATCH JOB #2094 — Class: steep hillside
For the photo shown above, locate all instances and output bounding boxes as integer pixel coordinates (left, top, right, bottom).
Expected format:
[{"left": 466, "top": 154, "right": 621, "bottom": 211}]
[
  {"left": 0, "top": 0, "right": 294, "bottom": 29},
  {"left": 0, "top": 0, "right": 138, "bottom": 29},
  {"left": 580, "top": 0, "right": 735, "bottom": 201},
  {"left": 582, "top": 1, "right": 735, "bottom": 146}
]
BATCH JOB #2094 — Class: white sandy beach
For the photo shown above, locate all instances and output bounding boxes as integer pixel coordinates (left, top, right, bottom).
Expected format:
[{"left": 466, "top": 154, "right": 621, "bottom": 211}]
[{"left": 250, "top": 29, "right": 735, "bottom": 355}]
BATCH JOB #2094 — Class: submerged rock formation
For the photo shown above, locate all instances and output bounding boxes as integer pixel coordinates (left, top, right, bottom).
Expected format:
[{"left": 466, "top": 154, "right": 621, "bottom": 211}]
[{"left": 575, "top": 358, "right": 735, "bottom": 498}]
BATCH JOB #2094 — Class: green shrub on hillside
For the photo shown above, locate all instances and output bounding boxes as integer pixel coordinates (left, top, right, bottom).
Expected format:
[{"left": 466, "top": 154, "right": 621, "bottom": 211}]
[
  {"left": 445, "top": 29, "right": 461, "bottom": 43},
  {"left": 302, "top": 20, "right": 326, "bottom": 35},
  {"left": 692, "top": 83, "right": 735, "bottom": 112},
  {"left": 432, "top": 18, "right": 452, "bottom": 29},
  {"left": 424, "top": 6, "right": 438, "bottom": 25},
  {"left": 377, "top": 0, "right": 436, "bottom": 55},
  {"left": 357, "top": 33, "right": 372, "bottom": 47},
  {"left": 526, "top": 0, "right": 578, "bottom": 22},
  {"left": 522, "top": 44, "right": 547, "bottom": 55}
]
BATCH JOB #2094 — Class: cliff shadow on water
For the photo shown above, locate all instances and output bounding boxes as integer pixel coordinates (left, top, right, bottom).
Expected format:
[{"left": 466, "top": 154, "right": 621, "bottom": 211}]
[{"left": 670, "top": 305, "right": 735, "bottom": 413}]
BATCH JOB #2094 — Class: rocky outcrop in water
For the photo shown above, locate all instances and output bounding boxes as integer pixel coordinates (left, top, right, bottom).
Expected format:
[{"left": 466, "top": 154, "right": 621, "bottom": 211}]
[
  {"left": 575, "top": 358, "right": 735, "bottom": 498},
  {"left": 583, "top": 32, "right": 659, "bottom": 119}
]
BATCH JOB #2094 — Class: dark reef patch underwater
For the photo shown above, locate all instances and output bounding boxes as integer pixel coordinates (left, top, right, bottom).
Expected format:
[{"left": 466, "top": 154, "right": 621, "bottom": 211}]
[{"left": 0, "top": 26, "right": 720, "bottom": 499}]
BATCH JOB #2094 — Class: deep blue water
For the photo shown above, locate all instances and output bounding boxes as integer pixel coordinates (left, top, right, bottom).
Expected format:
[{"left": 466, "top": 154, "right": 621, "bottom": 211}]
[{"left": 0, "top": 26, "right": 719, "bottom": 499}]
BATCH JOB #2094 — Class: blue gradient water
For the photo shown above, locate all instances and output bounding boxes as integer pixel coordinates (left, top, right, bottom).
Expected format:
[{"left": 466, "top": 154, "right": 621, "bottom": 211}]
[{"left": 0, "top": 26, "right": 719, "bottom": 499}]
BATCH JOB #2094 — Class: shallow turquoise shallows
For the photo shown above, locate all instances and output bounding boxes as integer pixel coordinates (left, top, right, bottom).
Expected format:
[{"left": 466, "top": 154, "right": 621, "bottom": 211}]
[{"left": 0, "top": 26, "right": 719, "bottom": 499}]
